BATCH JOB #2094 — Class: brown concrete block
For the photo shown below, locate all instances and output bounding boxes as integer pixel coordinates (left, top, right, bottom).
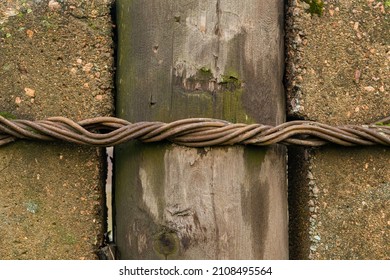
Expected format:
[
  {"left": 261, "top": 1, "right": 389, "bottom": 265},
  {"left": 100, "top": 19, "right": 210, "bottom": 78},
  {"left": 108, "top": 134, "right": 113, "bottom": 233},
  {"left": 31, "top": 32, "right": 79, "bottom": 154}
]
[
  {"left": 286, "top": 0, "right": 389, "bottom": 259},
  {"left": 0, "top": 0, "right": 113, "bottom": 259},
  {"left": 308, "top": 147, "right": 389, "bottom": 259}
]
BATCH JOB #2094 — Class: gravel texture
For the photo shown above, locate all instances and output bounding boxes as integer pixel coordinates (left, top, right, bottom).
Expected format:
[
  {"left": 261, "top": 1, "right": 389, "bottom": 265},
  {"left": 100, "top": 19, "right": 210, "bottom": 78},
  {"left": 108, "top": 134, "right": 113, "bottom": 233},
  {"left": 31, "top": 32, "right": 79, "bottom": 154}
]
[
  {"left": 0, "top": 0, "right": 114, "bottom": 259},
  {"left": 286, "top": 0, "right": 389, "bottom": 259}
]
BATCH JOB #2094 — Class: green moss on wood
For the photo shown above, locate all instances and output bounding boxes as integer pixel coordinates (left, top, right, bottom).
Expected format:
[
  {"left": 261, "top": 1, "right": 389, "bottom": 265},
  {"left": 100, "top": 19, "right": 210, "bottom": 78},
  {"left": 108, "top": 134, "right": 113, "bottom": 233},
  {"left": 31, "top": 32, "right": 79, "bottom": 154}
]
[
  {"left": 222, "top": 87, "right": 256, "bottom": 123},
  {"left": 139, "top": 143, "right": 168, "bottom": 220},
  {"left": 199, "top": 66, "right": 211, "bottom": 74},
  {"left": 244, "top": 146, "right": 266, "bottom": 175},
  {"left": 219, "top": 69, "right": 242, "bottom": 88},
  {"left": 153, "top": 227, "right": 179, "bottom": 259}
]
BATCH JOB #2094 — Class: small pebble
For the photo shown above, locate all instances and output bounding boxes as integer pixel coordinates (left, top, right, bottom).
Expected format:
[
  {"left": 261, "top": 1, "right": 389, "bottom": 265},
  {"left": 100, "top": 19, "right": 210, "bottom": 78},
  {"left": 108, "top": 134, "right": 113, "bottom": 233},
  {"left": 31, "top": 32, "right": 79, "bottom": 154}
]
[
  {"left": 26, "top": 201, "right": 39, "bottom": 214},
  {"left": 312, "top": 186, "right": 319, "bottom": 194},
  {"left": 48, "top": 0, "right": 61, "bottom": 11},
  {"left": 24, "top": 87, "right": 35, "bottom": 97},
  {"left": 83, "top": 63, "right": 93, "bottom": 73},
  {"left": 354, "top": 69, "right": 361, "bottom": 83},
  {"left": 294, "top": 34, "right": 302, "bottom": 44},
  {"left": 314, "top": 235, "right": 321, "bottom": 241},
  {"left": 364, "top": 86, "right": 375, "bottom": 92},
  {"left": 26, "top": 29, "right": 34, "bottom": 39},
  {"left": 293, "top": 8, "right": 300, "bottom": 16}
]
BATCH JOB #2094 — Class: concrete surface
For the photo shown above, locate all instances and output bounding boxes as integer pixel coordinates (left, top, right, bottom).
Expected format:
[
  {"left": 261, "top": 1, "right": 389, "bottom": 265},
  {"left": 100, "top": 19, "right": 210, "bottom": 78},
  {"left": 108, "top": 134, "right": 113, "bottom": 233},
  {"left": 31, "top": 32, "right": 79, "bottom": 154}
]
[
  {"left": 0, "top": 0, "right": 114, "bottom": 259},
  {"left": 286, "top": 0, "right": 389, "bottom": 259}
]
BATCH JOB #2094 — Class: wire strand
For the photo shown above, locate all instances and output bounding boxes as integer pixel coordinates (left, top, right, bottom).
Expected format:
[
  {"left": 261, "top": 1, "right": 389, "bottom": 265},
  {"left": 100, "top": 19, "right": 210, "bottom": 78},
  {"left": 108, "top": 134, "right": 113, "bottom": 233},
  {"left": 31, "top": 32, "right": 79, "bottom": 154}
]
[{"left": 0, "top": 116, "right": 389, "bottom": 147}]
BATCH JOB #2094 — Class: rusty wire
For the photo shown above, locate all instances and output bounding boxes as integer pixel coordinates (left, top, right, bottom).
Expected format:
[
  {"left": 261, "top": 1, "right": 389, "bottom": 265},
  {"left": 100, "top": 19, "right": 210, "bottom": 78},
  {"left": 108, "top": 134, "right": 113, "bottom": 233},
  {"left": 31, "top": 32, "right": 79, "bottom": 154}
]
[{"left": 0, "top": 116, "right": 389, "bottom": 147}]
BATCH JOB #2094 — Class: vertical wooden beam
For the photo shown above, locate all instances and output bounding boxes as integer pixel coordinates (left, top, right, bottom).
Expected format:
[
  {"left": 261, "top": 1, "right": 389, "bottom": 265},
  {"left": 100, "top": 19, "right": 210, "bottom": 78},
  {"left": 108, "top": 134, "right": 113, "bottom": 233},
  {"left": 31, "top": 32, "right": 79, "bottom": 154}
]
[{"left": 115, "top": 0, "right": 287, "bottom": 259}]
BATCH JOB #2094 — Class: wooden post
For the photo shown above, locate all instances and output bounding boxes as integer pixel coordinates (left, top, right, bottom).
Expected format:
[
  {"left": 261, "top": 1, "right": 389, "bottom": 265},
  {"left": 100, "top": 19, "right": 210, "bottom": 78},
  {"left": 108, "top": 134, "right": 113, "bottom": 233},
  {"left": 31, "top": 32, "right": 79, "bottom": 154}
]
[{"left": 115, "top": 0, "right": 287, "bottom": 259}]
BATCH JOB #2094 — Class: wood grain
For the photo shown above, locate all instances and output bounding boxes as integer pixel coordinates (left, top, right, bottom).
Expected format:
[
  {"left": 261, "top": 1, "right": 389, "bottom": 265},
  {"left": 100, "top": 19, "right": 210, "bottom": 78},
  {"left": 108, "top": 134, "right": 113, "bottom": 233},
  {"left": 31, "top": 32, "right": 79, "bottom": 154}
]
[{"left": 115, "top": 0, "right": 287, "bottom": 259}]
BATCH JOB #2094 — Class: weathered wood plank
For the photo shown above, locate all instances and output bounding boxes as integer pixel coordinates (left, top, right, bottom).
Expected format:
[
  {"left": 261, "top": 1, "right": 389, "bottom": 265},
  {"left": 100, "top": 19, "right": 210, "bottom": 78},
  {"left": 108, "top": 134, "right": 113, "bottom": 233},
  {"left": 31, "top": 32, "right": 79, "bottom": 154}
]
[{"left": 115, "top": 0, "right": 287, "bottom": 259}]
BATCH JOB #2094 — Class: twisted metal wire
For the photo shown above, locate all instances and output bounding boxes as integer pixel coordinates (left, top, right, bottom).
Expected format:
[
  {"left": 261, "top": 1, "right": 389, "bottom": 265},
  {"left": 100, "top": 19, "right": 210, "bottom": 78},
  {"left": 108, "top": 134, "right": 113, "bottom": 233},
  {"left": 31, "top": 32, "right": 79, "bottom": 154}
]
[{"left": 0, "top": 116, "right": 389, "bottom": 147}]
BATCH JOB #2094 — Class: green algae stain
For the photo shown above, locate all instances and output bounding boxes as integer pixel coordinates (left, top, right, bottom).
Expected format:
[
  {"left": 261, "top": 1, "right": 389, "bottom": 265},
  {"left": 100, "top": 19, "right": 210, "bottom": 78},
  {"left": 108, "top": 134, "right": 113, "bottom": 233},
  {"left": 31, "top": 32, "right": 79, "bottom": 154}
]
[
  {"left": 0, "top": 112, "right": 17, "bottom": 119},
  {"left": 303, "top": 0, "right": 324, "bottom": 16},
  {"left": 153, "top": 227, "right": 179, "bottom": 259},
  {"left": 139, "top": 143, "right": 168, "bottom": 220}
]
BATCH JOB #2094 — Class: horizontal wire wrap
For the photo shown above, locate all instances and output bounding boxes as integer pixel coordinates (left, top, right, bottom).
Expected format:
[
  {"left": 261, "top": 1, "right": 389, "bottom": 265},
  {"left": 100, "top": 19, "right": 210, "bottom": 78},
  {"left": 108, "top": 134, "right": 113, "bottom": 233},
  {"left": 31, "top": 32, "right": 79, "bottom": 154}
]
[{"left": 0, "top": 116, "right": 389, "bottom": 147}]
